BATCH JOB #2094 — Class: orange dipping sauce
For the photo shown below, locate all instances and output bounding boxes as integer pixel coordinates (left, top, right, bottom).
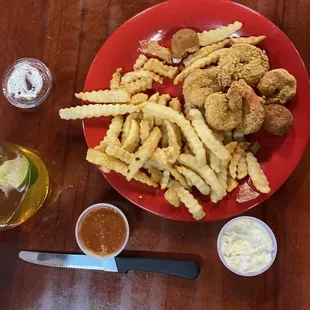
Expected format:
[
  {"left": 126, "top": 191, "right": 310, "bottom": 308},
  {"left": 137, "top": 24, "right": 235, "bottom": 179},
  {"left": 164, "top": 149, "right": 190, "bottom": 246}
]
[{"left": 78, "top": 207, "right": 128, "bottom": 257}]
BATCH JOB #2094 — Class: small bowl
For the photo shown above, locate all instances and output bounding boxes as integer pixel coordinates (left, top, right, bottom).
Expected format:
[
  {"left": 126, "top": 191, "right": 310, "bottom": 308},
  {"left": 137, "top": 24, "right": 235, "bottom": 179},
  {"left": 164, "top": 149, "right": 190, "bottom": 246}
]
[
  {"left": 217, "top": 216, "right": 277, "bottom": 276},
  {"left": 75, "top": 203, "right": 129, "bottom": 259},
  {"left": 2, "top": 58, "right": 52, "bottom": 109}
]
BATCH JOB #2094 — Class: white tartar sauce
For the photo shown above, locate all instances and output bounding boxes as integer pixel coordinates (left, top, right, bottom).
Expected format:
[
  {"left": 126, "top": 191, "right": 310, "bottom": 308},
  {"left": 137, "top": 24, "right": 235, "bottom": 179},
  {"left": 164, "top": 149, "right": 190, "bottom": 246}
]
[
  {"left": 220, "top": 219, "right": 274, "bottom": 273},
  {"left": 7, "top": 63, "right": 43, "bottom": 100}
]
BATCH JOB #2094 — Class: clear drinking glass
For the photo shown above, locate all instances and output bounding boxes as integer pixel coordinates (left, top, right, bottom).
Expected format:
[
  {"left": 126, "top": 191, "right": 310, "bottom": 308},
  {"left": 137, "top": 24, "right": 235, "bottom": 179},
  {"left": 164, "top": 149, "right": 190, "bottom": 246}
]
[{"left": 0, "top": 141, "right": 49, "bottom": 230}]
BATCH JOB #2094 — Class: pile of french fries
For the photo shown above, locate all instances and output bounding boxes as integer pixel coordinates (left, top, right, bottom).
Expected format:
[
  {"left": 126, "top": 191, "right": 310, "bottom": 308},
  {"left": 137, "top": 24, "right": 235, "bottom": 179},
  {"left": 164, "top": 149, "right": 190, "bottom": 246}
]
[{"left": 59, "top": 22, "right": 270, "bottom": 220}]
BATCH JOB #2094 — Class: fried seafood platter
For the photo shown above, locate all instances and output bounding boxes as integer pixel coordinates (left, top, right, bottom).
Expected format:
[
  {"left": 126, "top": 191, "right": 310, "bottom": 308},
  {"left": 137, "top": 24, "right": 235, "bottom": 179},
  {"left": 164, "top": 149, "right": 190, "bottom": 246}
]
[{"left": 62, "top": 0, "right": 310, "bottom": 222}]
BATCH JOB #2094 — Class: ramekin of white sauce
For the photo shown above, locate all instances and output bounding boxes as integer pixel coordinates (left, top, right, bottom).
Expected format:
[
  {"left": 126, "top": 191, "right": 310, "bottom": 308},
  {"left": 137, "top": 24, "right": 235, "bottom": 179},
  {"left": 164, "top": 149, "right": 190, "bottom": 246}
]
[
  {"left": 2, "top": 58, "right": 52, "bottom": 109},
  {"left": 217, "top": 216, "right": 277, "bottom": 276}
]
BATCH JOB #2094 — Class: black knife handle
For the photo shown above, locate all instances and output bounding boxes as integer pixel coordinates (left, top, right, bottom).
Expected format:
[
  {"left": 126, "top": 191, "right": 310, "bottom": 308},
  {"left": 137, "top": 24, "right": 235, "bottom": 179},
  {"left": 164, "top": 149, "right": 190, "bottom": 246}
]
[{"left": 115, "top": 257, "right": 200, "bottom": 279}]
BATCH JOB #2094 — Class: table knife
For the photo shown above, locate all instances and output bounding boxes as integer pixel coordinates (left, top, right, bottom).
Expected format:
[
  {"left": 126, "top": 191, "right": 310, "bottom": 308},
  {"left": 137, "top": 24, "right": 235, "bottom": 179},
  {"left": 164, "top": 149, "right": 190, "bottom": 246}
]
[{"left": 19, "top": 251, "right": 200, "bottom": 279}]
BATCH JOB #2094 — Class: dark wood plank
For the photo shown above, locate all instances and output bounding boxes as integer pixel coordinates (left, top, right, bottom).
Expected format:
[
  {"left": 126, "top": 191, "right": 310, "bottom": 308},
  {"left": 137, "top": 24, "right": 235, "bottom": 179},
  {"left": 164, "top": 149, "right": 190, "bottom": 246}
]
[{"left": 0, "top": 0, "right": 310, "bottom": 309}]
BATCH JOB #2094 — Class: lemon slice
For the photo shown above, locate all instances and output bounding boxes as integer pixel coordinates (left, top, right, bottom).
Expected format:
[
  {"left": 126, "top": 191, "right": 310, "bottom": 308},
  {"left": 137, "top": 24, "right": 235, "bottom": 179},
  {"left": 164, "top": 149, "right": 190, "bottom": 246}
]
[{"left": 0, "top": 156, "right": 29, "bottom": 192}]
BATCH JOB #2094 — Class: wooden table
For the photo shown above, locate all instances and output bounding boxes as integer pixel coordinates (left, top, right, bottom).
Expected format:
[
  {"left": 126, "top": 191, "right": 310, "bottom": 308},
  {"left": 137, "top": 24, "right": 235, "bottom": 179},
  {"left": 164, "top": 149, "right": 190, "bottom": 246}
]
[{"left": 1, "top": 0, "right": 310, "bottom": 309}]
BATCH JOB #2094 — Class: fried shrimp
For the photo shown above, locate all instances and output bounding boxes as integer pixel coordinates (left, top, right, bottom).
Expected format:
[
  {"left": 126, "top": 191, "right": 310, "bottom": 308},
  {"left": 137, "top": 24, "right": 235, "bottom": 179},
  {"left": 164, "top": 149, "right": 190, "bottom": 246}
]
[
  {"left": 183, "top": 67, "right": 222, "bottom": 107},
  {"left": 205, "top": 80, "right": 265, "bottom": 134},
  {"left": 218, "top": 43, "right": 269, "bottom": 87},
  {"left": 227, "top": 80, "right": 265, "bottom": 134},
  {"left": 257, "top": 69, "right": 297, "bottom": 105},
  {"left": 205, "top": 92, "right": 242, "bottom": 131}
]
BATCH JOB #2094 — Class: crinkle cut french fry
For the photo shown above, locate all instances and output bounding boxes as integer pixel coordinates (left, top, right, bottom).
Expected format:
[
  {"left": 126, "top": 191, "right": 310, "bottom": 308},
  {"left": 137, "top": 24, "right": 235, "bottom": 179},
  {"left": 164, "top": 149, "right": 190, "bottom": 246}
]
[
  {"left": 140, "top": 40, "right": 173, "bottom": 64},
  {"left": 208, "top": 150, "right": 221, "bottom": 173},
  {"left": 130, "top": 93, "right": 148, "bottom": 105},
  {"left": 168, "top": 167, "right": 189, "bottom": 189},
  {"left": 126, "top": 127, "right": 162, "bottom": 181},
  {"left": 110, "top": 68, "right": 122, "bottom": 89},
  {"left": 75, "top": 89, "right": 131, "bottom": 103},
  {"left": 169, "top": 98, "right": 181, "bottom": 113},
  {"left": 133, "top": 54, "right": 148, "bottom": 70},
  {"left": 144, "top": 159, "right": 165, "bottom": 171},
  {"left": 173, "top": 49, "right": 227, "bottom": 84},
  {"left": 59, "top": 104, "right": 138, "bottom": 120},
  {"left": 197, "top": 21, "right": 243, "bottom": 46},
  {"left": 246, "top": 152, "right": 270, "bottom": 193},
  {"left": 105, "top": 139, "right": 165, "bottom": 173},
  {"left": 105, "top": 137, "right": 134, "bottom": 164},
  {"left": 150, "top": 147, "right": 168, "bottom": 166},
  {"left": 178, "top": 154, "right": 225, "bottom": 201},
  {"left": 188, "top": 109, "right": 231, "bottom": 162},
  {"left": 158, "top": 94, "right": 171, "bottom": 106},
  {"left": 155, "top": 94, "right": 171, "bottom": 126},
  {"left": 161, "top": 170, "right": 170, "bottom": 189},
  {"left": 86, "top": 149, "right": 157, "bottom": 188},
  {"left": 227, "top": 177, "right": 238, "bottom": 192},
  {"left": 229, "top": 142, "right": 250, "bottom": 179},
  {"left": 225, "top": 141, "right": 238, "bottom": 154},
  {"left": 142, "top": 103, "right": 206, "bottom": 166},
  {"left": 163, "top": 146, "right": 179, "bottom": 164},
  {"left": 164, "top": 120, "right": 182, "bottom": 148},
  {"left": 122, "top": 118, "right": 140, "bottom": 152},
  {"left": 123, "top": 77, "right": 153, "bottom": 95},
  {"left": 229, "top": 35, "right": 266, "bottom": 46},
  {"left": 140, "top": 119, "right": 152, "bottom": 143},
  {"left": 176, "top": 166, "right": 211, "bottom": 195},
  {"left": 148, "top": 92, "right": 159, "bottom": 102},
  {"left": 237, "top": 153, "right": 248, "bottom": 180},
  {"left": 183, "top": 39, "right": 230, "bottom": 67},
  {"left": 144, "top": 58, "right": 179, "bottom": 79},
  {"left": 121, "top": 115, "right": 132, "bottom": 144},
  {"left": 217, "top": 167, "right": 228, "bottom": 191},
  {"left": 121, "top": 69, "right": 163, "bottom": 84},
  {"left": 169, "top": 180, "right": 205, "bottom": 220},
  {"left": 164, "top": 188, "right": 180, "bottom": 207},
  {"left": 161, "top": 124, "right": 169, "bottom": 148},
  {"left": 147, "top": 166, "right": 163, "bottom": 183},
  {"left": 95, "top": 116, "right": 124, "bottom": 152}
]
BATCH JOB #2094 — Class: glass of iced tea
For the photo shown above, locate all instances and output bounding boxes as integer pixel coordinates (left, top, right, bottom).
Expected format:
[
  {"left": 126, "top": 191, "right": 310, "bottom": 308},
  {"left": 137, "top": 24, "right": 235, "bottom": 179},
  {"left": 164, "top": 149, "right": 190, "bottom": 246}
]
[{"left": 0, "top": 141, "right": 49, "bottom": 230}]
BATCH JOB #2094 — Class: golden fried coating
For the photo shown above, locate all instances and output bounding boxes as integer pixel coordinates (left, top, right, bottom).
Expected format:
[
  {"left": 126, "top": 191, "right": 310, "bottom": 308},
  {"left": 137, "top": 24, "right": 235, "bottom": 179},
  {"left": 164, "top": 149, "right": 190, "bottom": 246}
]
[
  {"left": 227, "top": 79, "right": 265, "bottom": 134},
  {"left": 218, "top": 43, "right": 269, "bottom": 87},
  {"left": 263, "top": 104, "right": 293, "bottom": 135},
  {"left": 257, "top": 69, "right": 297, "bottom": 105},
  {"left": 205, "top": 92, "right": 242, "bottom": 131},
  {"left": 183, "top": 67, "right": 222, "bottom": 107},
  {"left": 171, "top": 28, "right": 199, "bottom": 58},
  {"left": 140, "top": 40, "right": 172, "bottom": 64}
]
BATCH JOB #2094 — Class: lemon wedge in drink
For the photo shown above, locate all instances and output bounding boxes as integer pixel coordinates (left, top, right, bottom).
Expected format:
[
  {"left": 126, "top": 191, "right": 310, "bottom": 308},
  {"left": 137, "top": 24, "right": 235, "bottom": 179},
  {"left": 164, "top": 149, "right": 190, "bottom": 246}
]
[{"left": 0, "top": 156, "right": 29, "bottom": 193}]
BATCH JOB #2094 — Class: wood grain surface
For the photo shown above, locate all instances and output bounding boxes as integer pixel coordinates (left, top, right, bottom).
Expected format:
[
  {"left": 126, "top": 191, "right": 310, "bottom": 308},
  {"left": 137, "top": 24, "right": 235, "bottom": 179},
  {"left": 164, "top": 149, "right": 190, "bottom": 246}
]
[{"left": 1, "top": 0, "right": 310, "bottom": 309}]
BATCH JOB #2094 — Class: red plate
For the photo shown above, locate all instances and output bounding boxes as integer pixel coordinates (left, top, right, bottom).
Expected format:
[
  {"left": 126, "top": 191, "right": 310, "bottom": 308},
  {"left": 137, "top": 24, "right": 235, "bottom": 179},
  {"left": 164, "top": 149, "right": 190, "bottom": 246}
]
[{"left": 83, "top": 0, "right": 310, "bottom": 222}]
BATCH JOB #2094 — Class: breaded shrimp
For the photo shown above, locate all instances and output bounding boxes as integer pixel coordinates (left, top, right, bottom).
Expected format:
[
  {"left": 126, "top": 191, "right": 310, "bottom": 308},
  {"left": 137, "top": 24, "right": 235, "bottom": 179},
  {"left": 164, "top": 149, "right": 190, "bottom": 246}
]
[
  {"left": 205, "top": 80, "right": 265, "bottom": 134},
  {"left": 218, "top": 43, "right": 269, "bottom": 87},
  {"left": 183, "top": 67, "right": 222, "bottom": 107},
  {"left": 205, "top": 92, "right": 242, "bottom": 131},
  {"left": 257, "top": 69, "right": 297, "bottom": 105},
  {"left": 228, "top": 80, "right": 265, "bottom": 134}
]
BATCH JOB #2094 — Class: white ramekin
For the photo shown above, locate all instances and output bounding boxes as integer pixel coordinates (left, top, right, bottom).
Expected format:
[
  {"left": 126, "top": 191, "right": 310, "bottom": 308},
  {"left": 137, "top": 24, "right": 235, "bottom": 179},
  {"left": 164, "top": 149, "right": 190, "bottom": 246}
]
[
  {"left": 217, "top": 216, "right": 277, "bottom": 276},
  {"left": 75, "top": 203, "right": 129, "bottom": 259}
]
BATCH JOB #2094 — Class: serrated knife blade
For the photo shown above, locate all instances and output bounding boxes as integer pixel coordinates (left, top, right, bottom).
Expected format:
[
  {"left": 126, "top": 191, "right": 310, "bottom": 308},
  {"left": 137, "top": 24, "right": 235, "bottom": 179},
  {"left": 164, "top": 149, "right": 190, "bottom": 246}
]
[
  {"left": 19, "top": 251, "right": 118, "bottom": 271},
  {"left": 19, "top": 251, "right": 200, "bottom": 279}
]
